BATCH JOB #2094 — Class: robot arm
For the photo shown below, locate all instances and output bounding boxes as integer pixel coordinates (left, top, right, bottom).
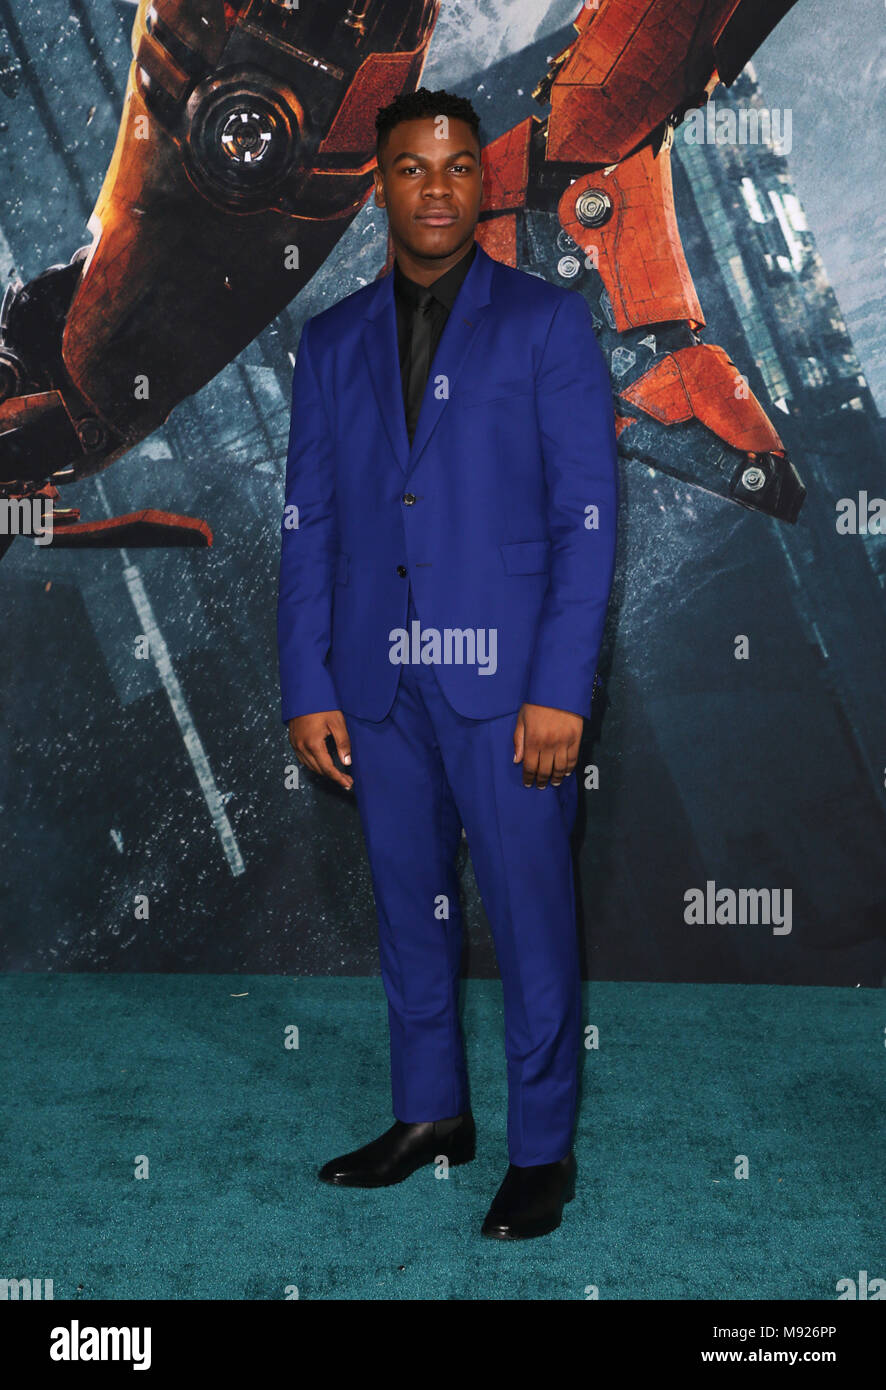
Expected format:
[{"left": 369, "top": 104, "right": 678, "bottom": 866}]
[
  {"left": 0, "top": 0, "right": 439, "bottom": 541},
  {"left": 0, "top": 0, "right": 805, "bottom": 557}
]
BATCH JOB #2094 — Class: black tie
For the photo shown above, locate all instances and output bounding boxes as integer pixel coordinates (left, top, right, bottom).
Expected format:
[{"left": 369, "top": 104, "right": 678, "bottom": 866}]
[{"left": 404, "top": 288, "right": 435, "bottom": 446}]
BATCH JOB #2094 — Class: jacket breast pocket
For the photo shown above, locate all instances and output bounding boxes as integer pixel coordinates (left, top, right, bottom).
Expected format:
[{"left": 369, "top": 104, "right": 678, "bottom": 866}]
[
  {"left": 458, "top": 381, "right": 529, "bottom": 408},
  {"left": 334, "top": 552, "right": 349, "bottom": 585},
  {"left": 500, "top": 539, "right": 551, "bottom": 575}
]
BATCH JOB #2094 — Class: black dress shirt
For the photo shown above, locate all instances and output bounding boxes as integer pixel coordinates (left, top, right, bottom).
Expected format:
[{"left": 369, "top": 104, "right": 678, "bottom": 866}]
[{"left": 393, "top": 240, "right": 477, "bottom": 444}]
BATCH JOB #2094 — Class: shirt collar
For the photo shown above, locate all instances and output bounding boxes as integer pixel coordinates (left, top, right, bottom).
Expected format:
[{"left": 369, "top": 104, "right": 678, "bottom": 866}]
[{"left": 394, "top": 239, "right": 477, "bottom": 311}]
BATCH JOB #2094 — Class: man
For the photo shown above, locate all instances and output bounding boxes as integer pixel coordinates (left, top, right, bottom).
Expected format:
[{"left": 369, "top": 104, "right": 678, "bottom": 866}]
[{"left": 277, "top": 88, "right": 619, "bottom": 1239}]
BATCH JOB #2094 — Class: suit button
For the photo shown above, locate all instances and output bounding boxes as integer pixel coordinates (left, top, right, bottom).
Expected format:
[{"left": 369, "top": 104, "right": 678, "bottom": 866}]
[
  {"left": 397, "top": 565, "right": 407, "bottom": 577},
  {"left": 402, "top": 493, "right": 416, "bottom": 505}
]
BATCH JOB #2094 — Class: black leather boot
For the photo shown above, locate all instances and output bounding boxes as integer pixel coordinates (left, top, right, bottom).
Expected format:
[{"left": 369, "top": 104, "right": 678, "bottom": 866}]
[
  {"left": 481, "top": 1152, "right": 576, "bottom": 1239},
  {"left": 317, "top": 1113, "right": 476, "bottom": 1187}
]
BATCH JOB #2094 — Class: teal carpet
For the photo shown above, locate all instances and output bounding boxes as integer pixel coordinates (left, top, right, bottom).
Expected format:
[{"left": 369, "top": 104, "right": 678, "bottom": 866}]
[{"left": 0, "top": 975, "right": 881, "bottom": 1300}]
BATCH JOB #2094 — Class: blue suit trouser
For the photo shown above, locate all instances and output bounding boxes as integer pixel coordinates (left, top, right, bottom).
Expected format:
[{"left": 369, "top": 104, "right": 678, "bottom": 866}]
[{"left": 344, "top": 585, "right": 582, "bottom": 1166}]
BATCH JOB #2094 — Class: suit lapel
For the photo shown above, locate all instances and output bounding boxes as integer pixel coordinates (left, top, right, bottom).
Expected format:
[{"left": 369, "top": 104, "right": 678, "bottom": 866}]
[
  {"left": 361, "top": 241, "right": 496, "bottom": 477},
  {"left": 362, "top": 272, "right": 410, "bottom": 474}
]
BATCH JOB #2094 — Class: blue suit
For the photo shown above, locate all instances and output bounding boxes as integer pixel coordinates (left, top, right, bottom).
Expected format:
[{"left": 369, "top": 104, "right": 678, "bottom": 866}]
[{"left": 278, "top": 242, "right": 619, "bottom": 1163}]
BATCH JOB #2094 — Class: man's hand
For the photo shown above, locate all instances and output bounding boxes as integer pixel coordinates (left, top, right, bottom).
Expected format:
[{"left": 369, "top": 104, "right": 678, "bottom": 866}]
[
  {"left": 513, "top": 703, "right": 583, "bottom": 788},
  {"left": 287, "top": 710, "right": 353, "bottom": 790}
]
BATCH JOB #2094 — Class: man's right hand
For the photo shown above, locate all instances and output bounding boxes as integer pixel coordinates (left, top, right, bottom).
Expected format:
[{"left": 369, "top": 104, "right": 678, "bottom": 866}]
[{"left": 287, "top": 710, "right": 353, "bottom": 790}]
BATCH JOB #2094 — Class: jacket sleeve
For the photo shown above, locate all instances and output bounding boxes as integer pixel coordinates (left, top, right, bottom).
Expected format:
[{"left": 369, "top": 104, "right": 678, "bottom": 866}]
[
  {"left": 276, "top": 316, "right": 341, "bottom": 724},
  {"left": 523, "top": 291, "right": 619, "bottom": 719}
]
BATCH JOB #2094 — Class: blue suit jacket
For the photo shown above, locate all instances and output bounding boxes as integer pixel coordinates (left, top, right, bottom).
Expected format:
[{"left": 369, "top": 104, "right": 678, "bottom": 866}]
[{"left": 277, "top": 241, "right": 619, "bottom": 724}]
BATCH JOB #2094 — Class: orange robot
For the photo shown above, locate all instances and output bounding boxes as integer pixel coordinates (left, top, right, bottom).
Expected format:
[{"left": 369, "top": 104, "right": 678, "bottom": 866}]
[{"left": 0, "top": 0, "right": 804, "bottom": 553}]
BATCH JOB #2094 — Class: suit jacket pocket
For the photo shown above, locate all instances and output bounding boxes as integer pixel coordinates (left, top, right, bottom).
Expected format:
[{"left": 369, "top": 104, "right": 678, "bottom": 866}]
[
  {"left": 459, "top": 381, "right": 528, "bottom": 408},
  {"left": 500, "top": 539, "right": 551, "bottom": 575}
]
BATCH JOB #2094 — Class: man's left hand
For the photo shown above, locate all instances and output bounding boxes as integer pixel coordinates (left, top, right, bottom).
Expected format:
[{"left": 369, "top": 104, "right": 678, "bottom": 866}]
[{"left": 513, "top": 703, "right": 583, "bottom": 788}]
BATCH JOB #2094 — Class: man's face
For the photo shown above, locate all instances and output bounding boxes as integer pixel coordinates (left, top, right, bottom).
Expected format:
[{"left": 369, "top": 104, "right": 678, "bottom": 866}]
[{"left": 373, "top": 115, "right": 482, "bottom": 264}]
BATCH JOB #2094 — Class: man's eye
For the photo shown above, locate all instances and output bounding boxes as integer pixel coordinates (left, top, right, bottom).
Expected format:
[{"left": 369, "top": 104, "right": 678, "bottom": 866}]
[{"left": 402, "top": 164, "right": 470, "bottom": 175}]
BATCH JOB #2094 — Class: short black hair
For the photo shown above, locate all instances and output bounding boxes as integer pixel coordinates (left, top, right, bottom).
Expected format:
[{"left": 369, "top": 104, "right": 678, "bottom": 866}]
[{"left": 375, "top": 87, "right": 481, "bottom": 165}]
